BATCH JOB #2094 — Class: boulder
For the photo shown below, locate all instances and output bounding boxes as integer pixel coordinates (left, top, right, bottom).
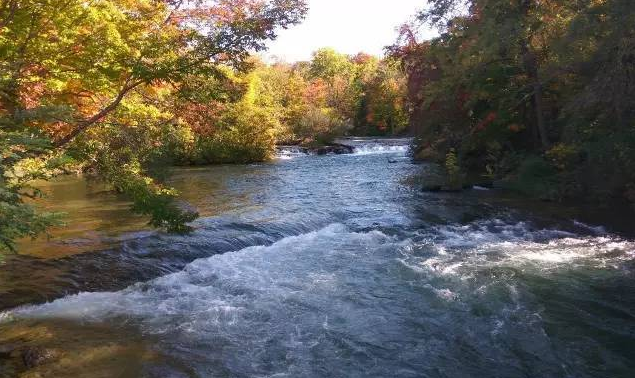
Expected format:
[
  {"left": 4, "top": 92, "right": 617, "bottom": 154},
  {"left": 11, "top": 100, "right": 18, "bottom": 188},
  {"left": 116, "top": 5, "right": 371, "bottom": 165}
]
[{"left": 314, "top": 143, "right": 354, "bottom": 155}]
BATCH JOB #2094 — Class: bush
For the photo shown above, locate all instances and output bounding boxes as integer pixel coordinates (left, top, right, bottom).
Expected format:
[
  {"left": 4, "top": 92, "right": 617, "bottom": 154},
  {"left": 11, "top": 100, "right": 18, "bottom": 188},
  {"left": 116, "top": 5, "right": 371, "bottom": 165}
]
[
  {"left": 294, "top": 107, "right": 351, "bottom": 144},
  {"left": 505, "top": 156, "right": 560, "bottom": 200},
  {"left": 191, "top": 102, "right": 278, "bottom": 164},
  {"left": 444, "top": 148, "right": 463, "bottom": 190}
]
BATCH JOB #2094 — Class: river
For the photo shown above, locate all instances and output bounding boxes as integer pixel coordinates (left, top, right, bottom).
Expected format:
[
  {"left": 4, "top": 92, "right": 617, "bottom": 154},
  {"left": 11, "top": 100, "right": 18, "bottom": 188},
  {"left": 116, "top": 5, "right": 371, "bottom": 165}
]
[{"left": 1, "top": 138, "right": 634, "bottom": 378}]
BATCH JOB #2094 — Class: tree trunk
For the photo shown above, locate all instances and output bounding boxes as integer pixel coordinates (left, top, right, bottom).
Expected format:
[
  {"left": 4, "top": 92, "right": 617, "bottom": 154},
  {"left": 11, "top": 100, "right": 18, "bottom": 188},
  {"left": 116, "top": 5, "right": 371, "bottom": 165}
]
[
  {"left": 519, "top": 0, "right": 549, "bottom": 150},
  {"left": 523, "top": 48, "right": 549, "bottom": 149}
]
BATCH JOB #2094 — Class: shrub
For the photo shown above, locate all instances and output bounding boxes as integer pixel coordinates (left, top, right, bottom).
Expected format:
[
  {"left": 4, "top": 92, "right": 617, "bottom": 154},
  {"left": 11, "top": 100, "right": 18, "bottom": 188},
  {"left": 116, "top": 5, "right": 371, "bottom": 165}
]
[{"left": 193, "top": 102, "right": 278, "bottom": 164}]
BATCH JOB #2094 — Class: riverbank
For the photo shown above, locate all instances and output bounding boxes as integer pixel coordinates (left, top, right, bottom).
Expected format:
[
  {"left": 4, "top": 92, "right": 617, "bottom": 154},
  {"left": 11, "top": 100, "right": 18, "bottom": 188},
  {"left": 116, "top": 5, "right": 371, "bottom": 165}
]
[{"left": 414, "top": 146, "right": 635, "bottom": 220}]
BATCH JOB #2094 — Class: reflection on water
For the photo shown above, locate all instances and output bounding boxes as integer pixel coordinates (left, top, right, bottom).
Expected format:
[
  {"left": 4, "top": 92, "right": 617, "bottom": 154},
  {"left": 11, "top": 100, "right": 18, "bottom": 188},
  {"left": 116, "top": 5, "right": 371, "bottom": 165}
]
[
  {"left": 18, "top": 165, "right": 261, "bottom": 258},
  {"left": 18, "top": 178, "right": 146, "bottom": 258},
  {"left": 2, "top": 139, "right": 635, "bottom": 378}
]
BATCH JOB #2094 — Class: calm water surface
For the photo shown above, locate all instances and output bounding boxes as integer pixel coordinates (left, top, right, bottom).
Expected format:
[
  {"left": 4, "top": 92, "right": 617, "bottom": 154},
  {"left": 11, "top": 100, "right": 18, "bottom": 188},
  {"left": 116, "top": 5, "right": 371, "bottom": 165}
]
[{"left": 1, "top": 138, "right": 634, "bottom": 378}]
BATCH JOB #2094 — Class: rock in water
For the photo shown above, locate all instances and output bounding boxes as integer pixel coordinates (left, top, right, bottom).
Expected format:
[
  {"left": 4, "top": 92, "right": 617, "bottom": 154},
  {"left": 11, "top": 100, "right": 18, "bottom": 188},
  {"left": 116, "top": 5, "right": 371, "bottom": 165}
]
[
  {"left": 21, "top": 346, "right": 55, "bottom": 368},
  {"left": 315, "top": 143, "right": 354, "bottom": 155}
]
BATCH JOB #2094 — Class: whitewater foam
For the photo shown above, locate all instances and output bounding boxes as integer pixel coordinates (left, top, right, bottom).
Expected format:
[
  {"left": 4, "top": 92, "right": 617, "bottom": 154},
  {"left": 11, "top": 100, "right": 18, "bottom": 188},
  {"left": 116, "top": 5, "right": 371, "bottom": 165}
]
[
  {"left": 352, "top": 145, "right": 409, "bottom": 155},
  {"left": 4, "top": 224, "right": 393, "bottom": 325},
  {"left": 400, "top": 220, "right": 635, "bottom": 283},
  {"left": 275, "top": 140, "right": 410, "bottom": 159},
  {"left": 3, "top": 217, "right": 634, "bottom": 377}
]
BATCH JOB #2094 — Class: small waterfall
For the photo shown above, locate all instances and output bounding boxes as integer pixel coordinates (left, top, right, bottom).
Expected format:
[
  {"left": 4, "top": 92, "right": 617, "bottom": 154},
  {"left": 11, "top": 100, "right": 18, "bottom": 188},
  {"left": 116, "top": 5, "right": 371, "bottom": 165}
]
[
  {"left": 351, "top": 144, "right": 409, "bottom": 155},
  {"left": 337, "top": 137, "right": 411, "bottom": 156},
  {"left": 275, "top": 146, "right": 313, "bottom": 159},
  {"left": 275, "top": 137, "right": 411, "bottom": 159}
]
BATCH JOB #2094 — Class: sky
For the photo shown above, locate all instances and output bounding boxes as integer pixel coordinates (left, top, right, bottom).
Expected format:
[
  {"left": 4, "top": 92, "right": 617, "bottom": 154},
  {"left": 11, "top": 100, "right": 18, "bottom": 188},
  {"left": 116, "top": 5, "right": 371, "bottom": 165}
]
[{"left": 265, "top": 0, "right": 434, "bottom": 62}]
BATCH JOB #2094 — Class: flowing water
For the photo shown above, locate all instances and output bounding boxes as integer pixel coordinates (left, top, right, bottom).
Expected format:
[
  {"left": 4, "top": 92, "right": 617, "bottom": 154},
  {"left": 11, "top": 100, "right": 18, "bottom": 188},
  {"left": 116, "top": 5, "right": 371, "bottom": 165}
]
[{"left": 1, "top": 138, "right": 634, "bottom": 378}]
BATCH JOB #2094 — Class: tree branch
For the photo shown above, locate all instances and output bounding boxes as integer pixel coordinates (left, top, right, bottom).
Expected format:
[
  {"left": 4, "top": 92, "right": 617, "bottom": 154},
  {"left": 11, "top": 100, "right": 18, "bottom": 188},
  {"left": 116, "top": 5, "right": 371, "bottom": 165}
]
[{"left": 53, "top": 79, "right": 144, "bottom": 149}]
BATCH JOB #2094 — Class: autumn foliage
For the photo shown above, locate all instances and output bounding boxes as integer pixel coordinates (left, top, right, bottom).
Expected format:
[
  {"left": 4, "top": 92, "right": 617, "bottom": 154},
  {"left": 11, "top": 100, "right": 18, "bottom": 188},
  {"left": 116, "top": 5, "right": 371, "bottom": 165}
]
[
  {"left": 394, "top": 0, "right": 635, "bottom": 203},
  {"left": 0, "top": 0, "right": 308, "bottom": 251}
]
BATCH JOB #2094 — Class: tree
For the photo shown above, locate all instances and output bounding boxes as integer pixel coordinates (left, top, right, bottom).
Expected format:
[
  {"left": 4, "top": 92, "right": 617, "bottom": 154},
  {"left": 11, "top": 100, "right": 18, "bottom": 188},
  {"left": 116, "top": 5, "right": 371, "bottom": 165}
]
[
  {"left": 396, "top": 0, "right": 635, "bottom": 203},
  {"left": 0, "top": 0, "right": 308, "bottom": 251},
  {"left": 356, "top": 58, "right": 408, "bottom": 136}
]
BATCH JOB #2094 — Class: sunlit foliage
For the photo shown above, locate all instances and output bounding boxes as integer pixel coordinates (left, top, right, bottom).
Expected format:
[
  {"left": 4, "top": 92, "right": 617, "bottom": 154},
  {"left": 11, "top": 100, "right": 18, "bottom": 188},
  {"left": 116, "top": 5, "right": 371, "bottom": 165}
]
[{"left": 0, "top": 0, "right": 308, "bottom": 251}]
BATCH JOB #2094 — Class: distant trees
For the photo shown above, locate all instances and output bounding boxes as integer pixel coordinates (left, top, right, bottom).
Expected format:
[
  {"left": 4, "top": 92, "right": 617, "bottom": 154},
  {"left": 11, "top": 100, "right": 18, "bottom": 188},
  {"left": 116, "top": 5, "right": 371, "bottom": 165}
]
[
  {"left": 258, "top": 48, "right": 409, "bottom": 144},
  {"left": 394, "top": 0, "right": 635, "bottom": 203},
  {"left": 161, "top": 49, "right": 409, "bottom": 166}
]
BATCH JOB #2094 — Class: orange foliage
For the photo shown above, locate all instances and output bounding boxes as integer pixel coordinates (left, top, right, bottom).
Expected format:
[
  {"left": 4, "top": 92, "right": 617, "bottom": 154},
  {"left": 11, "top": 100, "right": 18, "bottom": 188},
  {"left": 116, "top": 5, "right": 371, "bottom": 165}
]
[
  {"left": 303, "top": 78, "right": 328, "bottom": 106},
  {"left": 178, "top": 102, "right": 226, "bottom": 136},
  {"left": 474, "top": 111, "right": 497, "bottom": 132}
]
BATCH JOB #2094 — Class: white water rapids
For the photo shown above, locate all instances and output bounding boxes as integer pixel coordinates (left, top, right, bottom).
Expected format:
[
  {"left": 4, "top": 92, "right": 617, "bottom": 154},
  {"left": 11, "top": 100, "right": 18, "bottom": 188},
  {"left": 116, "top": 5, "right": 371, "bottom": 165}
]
[{"left": 1, "top": 139, "right": 634, "bottom": 378}]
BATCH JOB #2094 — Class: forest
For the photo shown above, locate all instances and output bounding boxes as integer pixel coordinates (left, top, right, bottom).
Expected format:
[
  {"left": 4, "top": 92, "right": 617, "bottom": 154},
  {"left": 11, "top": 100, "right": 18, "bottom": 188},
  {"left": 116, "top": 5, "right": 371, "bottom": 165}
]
[
  {"left": 2, "top": 0, "right": 635, "bottom": 251},
  {"left": 0, "top": 0, "right": 407, "bottom": 251},
  {"left": 394, "top": 0, "right": 635, "bottom": 202}
]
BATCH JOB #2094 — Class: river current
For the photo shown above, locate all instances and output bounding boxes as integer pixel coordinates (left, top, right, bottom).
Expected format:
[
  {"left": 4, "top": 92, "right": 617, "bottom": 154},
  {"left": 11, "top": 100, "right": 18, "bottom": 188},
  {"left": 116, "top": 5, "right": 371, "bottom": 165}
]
[{"left": 1, "top": 138, "right": 634, "bottom": 377}]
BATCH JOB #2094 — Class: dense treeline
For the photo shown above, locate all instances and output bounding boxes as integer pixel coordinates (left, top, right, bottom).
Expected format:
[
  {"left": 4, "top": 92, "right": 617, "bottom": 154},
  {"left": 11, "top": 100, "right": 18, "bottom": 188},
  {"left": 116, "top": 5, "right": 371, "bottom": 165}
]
[
  {"left": 395, "top": 0, "right": 635, "bottom": 202},
  {"left": 0, "top": 0, "right": 408, "bottom": 251},
  {"left": 171, "top": 48, "right": 408, "bottom": 165},
  {"left": 275, "top": 49, "right": 408, "bottom": 142}
]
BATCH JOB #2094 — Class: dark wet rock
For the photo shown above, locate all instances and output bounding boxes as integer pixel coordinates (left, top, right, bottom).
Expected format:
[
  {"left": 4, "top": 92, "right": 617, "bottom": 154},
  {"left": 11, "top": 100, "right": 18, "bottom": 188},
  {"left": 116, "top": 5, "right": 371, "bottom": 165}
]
[
  {"left": 21, "top": 346, "right": 55, "bottom": 368},
  {"left": 276, "top": 143, "right": 354, "bottom": 156},
  {"left": 0, "top": 344, "right": 56, "bottom": 376},
  {"left": 314, "top": 143, "right": 354, "bottom": 155},
  {"left": 422, "top": 183, "right": 470, "bottom": 192}
]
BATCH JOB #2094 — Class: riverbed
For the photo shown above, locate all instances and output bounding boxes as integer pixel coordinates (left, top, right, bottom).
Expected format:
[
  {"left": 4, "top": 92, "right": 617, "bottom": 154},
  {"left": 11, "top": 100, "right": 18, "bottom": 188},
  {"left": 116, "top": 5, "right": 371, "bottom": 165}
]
[{"left": 1, "top": 138, "right": 634, "bottom": 377}]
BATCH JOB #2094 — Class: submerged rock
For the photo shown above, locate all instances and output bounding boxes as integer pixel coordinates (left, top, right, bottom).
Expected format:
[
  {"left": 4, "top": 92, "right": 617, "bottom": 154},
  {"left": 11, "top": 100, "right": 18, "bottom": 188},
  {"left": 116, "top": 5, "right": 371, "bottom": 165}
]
[
  {"left": 0, "top": 344, "right": 57, "bottom": 376},
  {"left": 21, "top": 346, "right": 56, "bottom": 368}
]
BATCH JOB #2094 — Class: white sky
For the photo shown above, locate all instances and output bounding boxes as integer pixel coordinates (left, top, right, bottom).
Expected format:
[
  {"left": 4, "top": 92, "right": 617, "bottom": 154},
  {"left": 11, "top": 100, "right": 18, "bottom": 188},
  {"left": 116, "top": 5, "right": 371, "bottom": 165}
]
[{"left": 265, "top": 0, "right": 434, "bottom": 62}]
